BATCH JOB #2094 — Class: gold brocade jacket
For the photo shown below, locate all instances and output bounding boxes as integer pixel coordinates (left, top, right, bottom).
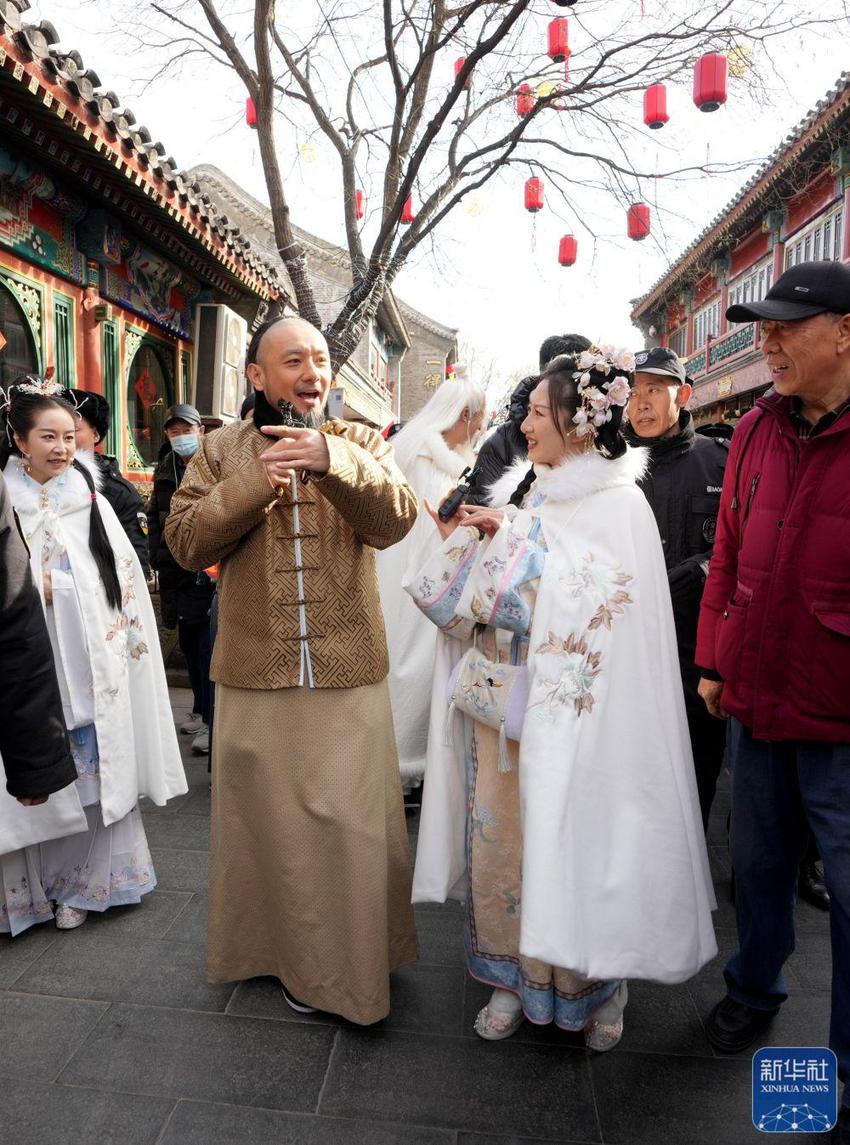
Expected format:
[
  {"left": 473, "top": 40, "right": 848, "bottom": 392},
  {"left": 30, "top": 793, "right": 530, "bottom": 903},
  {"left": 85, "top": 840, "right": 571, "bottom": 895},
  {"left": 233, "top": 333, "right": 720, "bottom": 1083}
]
[{"left": 164, "top": 418, "right": 417, "bottom": 690}]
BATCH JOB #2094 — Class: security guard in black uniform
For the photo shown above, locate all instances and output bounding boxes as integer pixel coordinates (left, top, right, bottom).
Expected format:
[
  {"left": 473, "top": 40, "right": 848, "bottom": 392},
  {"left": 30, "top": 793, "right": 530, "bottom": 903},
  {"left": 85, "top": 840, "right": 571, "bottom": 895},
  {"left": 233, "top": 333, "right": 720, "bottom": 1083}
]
[{"left": 624, "top": 348, "right": 729, "bottom": 830}]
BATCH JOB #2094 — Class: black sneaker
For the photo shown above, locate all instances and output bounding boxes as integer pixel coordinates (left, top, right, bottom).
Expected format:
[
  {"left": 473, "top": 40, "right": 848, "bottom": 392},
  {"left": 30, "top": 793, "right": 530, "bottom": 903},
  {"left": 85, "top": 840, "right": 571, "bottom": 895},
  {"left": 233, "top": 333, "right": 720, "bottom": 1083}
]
[
  {"left": 705, "top": 995, "right": 778, "bottom": 1053},
  {"left": 799, "top": 860, "right": 831, "bottom": 911},
  {"left": 281, "top": 983, "right": 316, "bottom": 1014}
]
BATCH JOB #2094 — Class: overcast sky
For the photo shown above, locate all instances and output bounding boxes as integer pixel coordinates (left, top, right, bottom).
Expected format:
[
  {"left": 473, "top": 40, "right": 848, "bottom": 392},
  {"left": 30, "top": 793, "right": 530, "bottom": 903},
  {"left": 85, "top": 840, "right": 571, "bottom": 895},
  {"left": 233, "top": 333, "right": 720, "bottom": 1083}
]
[{"left": 27, "top": 1, "right": 850, "bottom": 388}]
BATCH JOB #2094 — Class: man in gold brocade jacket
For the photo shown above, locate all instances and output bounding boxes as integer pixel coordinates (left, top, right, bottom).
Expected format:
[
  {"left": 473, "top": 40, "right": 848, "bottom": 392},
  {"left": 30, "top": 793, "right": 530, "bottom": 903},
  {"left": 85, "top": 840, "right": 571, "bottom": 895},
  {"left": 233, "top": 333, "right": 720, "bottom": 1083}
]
[{"left": 165, "top": 316, "right": 419, "bottom": 1024}]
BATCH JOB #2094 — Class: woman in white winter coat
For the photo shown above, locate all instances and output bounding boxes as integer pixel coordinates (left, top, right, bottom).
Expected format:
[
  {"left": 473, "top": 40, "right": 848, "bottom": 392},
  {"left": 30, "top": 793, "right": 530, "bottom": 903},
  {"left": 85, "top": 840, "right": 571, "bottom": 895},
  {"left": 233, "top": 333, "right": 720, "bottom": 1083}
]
[
  {"left": 0, "top": 380, "right": 187, "bottom": 934},
  {"left": 406, "top": 349, "right": 716, "bottom": 1049},
  {"left": 377, "top": 375, "right": 487, "bottom": 788}
]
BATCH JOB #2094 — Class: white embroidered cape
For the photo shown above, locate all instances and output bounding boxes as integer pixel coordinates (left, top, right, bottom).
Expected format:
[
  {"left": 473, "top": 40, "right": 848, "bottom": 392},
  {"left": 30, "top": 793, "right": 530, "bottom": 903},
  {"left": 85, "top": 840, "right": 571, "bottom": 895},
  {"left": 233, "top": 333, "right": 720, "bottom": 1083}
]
[
  {"left": 406, "top": 446, "right": 717, "bottom": 984},
  {"left": 0, "top": 457, "right": 187, "bottom": 856}
]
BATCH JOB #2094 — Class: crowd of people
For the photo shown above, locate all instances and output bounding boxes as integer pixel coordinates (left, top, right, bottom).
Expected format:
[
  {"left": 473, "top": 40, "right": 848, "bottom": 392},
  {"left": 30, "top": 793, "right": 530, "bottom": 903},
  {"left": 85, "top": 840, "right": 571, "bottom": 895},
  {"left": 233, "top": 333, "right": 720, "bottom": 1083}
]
[{"left": 0, "top": 259, "right": 847, "bottom": 1137}]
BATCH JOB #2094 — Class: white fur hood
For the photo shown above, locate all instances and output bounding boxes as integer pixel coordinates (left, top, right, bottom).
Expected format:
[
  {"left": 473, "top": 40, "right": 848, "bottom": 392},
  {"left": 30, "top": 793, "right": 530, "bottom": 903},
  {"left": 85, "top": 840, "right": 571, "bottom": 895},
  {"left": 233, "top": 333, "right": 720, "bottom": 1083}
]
[
  {"left": 415, "top": 431, "right": 475, "bottom": 481},
  {"left": 4, "top": 451, "right": 104, "bottom": 519},
  {"left": 487, "top": 446, "right": 649, "bottom": 508}
]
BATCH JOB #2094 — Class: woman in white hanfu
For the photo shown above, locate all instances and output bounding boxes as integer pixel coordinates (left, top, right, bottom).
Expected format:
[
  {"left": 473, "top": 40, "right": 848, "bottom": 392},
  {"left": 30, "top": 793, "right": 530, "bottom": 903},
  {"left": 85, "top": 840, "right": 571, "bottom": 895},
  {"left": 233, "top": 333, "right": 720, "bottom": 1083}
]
[
  {"left": 405, "top": 349, "right": 716, "bottom": 1049},
  {"left": 0, "top": 382, "right": 187, "bottom": 935},
  {"left": 377, "top": 372, "right": 486, "bottom": 788}
]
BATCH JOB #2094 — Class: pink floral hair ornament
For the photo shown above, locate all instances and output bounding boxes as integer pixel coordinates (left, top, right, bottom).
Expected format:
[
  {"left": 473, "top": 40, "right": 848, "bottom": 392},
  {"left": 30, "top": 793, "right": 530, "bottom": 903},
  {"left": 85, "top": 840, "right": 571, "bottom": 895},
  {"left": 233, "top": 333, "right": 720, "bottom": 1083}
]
[{"left": 571, "top": 345, "right": 635, "bottom": 439}]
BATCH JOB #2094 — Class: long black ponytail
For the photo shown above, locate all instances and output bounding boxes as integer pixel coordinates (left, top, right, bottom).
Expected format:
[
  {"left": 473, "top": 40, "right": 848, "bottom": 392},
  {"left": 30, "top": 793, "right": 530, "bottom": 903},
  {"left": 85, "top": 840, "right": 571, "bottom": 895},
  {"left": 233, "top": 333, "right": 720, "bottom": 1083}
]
[
  {"left": 72, "top": 458, "right": 122, "bottom": 612},
  {"left": 508, "top": 465, "right": 536, "bottom": 508}
]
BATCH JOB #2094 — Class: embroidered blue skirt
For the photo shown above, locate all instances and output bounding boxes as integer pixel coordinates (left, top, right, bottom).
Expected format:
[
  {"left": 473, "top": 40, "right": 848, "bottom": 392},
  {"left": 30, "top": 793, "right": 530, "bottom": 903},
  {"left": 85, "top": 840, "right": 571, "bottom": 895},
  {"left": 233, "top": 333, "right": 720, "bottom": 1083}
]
[{"left": 0, "top": 725, "right": 156, "bottom": 937}]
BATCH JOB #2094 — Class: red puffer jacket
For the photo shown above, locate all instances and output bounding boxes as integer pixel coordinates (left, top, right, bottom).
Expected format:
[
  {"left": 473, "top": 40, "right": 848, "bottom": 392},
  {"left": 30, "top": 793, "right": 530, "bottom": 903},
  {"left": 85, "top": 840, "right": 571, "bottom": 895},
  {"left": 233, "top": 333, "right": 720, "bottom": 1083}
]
[{"left": 696, "top": 391, "right": 850, "bottom": 742}]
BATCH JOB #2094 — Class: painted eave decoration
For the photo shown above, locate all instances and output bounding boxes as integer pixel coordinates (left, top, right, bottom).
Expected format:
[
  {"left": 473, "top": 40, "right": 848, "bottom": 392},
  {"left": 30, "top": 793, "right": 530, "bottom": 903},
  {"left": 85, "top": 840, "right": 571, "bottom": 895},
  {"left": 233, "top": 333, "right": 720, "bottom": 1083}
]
[{"left": 0, "top": 0, "right": 284, "bottom": 301}]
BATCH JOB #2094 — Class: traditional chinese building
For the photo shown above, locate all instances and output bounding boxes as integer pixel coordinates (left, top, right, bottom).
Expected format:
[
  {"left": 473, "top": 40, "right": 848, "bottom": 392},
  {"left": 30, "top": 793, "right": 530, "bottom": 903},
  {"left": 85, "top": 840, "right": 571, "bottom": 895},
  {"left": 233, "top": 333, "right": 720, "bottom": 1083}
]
[
  {"left": 191, "top": 164, "right": 458, "bottom": 426},
  {"left": 631, "top": 73, "right": 850, "bottom": 425},
  {"left": 0, "top": 1, "right": 284, "bottom": 491}
]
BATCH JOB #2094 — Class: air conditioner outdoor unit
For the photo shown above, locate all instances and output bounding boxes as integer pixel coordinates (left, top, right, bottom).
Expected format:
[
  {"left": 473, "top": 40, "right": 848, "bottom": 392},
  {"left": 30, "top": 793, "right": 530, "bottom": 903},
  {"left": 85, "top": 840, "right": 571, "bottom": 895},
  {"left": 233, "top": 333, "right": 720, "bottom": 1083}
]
[{"left": 192, "top": 303, "right": 247, "bottom": 420}]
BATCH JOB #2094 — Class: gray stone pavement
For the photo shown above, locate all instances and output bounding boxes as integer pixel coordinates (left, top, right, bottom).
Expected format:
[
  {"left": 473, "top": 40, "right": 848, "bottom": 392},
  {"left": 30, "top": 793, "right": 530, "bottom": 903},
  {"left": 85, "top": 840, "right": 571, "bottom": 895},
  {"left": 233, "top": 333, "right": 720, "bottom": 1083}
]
[{"left": 0, "top": 688, "right": 835, "bottom": 1144}]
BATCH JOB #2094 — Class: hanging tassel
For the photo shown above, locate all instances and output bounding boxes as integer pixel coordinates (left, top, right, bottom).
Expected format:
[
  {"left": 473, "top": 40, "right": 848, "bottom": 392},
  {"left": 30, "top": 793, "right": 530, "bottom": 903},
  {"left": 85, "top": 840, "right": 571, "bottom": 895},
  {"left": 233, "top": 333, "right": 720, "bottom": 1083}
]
[
  {"left": 444, "top": 698, "right": 457, "bottom": 746},
  {"left": 498, "top": 719, "right": 514, "bottom": 773}
]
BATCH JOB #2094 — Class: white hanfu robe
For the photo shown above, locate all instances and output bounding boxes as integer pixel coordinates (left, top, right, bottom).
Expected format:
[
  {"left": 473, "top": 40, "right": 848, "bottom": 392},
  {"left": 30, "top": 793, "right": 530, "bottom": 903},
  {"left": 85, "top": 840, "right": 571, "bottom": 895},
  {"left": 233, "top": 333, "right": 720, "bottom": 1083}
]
[
  {"left": 0, "top": 456, "right": 187, "bottom": 935},
  {"left": 405, "top": 447, "right": 716, "bottom": 1028}
]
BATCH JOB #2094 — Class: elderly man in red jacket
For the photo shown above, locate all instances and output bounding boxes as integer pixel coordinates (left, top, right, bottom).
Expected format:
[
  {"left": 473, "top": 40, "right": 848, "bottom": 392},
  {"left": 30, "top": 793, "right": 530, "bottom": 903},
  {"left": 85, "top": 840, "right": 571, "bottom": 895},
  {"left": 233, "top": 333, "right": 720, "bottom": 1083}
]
[{"left": 696, "top": 260, "right": 850, "bottom": 1133}]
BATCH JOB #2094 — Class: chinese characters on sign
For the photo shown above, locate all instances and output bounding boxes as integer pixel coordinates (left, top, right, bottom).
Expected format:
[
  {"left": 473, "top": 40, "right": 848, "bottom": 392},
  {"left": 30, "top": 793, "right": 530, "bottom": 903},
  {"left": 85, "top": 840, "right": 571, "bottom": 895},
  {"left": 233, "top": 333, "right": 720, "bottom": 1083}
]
[
  {"left": 752, "top": 1047, "right": 837, "bottom": 1133},
  {"left": 424, "top": 358, "right": 444, "bottom": 389}
]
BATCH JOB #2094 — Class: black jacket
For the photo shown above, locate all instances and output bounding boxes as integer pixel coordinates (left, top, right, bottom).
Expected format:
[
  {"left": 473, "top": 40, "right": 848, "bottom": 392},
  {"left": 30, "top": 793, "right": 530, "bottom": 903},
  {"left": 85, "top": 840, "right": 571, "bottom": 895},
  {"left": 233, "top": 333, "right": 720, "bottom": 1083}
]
[
  {"left": 94, "top": 453, "right": 150, "bottom": 576},
  {"left": 147, "top": 447, "right": 215, "bottom": 628},
  {"left": 466, "top": 376, "right": 535, "bottom": 505},
  {"left": 0, "top": 470, "right": 76, "bottom": 799},
  {"left": 624, "top": 410, "right": 729, "bottom": 703}
]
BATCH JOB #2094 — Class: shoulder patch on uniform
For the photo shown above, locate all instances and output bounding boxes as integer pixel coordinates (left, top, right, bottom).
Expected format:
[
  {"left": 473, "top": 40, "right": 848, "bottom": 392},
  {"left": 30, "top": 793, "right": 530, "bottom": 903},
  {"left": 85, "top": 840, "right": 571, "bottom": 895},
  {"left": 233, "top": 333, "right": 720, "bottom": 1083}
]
[
  {"left": 714, "top": 437, "right": 730, "bottom": 450},
  {"left": 137, "top": 511, "right": 149, "bottom": 536}
]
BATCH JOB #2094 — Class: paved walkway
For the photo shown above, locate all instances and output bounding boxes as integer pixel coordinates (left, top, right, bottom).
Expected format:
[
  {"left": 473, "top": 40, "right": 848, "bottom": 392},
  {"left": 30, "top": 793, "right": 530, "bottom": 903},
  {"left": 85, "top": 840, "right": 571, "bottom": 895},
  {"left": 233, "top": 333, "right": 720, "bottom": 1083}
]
[{"left": 0, "top": 689, "right": 834, "bottom": 1144}]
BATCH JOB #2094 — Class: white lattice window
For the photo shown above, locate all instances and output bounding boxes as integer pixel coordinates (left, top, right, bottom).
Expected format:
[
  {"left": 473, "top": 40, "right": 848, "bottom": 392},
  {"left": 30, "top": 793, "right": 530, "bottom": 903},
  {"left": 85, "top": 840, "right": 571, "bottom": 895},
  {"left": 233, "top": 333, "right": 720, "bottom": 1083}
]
[
  {"left": 693, "top": 298, "right": 721, "bottom": 348},
  {"left": 785, "top": 203, "right": 843, "bottom": 269},
  {"left": 668, "top": 325, "right": 687, "bottom": 357},
  {"left": 728, "top": 257, "right": 773, "bottom": 309}
]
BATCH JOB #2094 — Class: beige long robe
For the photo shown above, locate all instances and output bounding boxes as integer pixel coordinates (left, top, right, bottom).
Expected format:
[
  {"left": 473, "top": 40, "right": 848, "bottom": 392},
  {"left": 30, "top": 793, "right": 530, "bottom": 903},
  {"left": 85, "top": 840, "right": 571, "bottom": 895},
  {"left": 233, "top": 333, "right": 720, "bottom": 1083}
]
[
  {"left": 166, "top": 416, "right": 419, "bottom": 1023},
  {"left": 210, "top": 680, "right": 417, "bottom": 1024}
]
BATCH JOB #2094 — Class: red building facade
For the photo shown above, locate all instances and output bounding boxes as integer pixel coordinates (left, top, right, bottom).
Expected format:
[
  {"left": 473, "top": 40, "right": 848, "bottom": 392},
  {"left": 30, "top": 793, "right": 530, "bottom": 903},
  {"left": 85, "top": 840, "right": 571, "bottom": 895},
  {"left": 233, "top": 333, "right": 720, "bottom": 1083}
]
[
  {"left": 631, "top": 74, "right": 850, "bottom": 425},
  {"left": 0, "top": 3, "right": 282, "bottom": 490}
]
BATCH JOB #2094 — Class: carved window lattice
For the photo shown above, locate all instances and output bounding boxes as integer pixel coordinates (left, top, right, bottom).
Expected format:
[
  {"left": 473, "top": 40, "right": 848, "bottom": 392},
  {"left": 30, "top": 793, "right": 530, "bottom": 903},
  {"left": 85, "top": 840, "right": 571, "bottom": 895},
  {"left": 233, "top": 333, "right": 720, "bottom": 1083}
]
[
  {"left": 4, "top": 275, "right": 42, "bottom": 345},
  {"left": 686, "top": 350, "right": 707, "bottom": 377}
]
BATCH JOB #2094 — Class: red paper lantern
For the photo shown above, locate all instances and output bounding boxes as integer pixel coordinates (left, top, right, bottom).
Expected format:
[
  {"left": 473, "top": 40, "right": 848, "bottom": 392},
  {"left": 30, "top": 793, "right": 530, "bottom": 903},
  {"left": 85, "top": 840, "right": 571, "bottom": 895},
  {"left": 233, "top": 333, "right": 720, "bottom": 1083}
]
[
  {"left": 401, "top": 196, "right": 415, "bottom": 224},
  {"left": 525, "top": 177, "right": 544, "bottom": 213},
  {"left": 547, "top": 18, "right": 569, "bottom": 63},
  {"left": 643, "top": 83, "right": 668, "bottom": 129},
  {"left": 355, "top": 190, "right": 365, "bottom": 219},
  {"left": 245, "top": 97, "right": 257, "bottom": 129},
  {"left": 454, "top": 57, "right": 470, "bottom": 88},
  {"left": 693, "top": 53, "right": 728, "bottom": 113},
  {"left": 558, "top": 235, "right": 577, "bottom": 266},
  {"left": 627, "top": 202, "right": 651, "bottom": 241},
  {"left": 564, "top": 54, "right": 571, "bottom": 87},
  {"left": 516, "top": 84, "right": 535, "bottom": 117}
]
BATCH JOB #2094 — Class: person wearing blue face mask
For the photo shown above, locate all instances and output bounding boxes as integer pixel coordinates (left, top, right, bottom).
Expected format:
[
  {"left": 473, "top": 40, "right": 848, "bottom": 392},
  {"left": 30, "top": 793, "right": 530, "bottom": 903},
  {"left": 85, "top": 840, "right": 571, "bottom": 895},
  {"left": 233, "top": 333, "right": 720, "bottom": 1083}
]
[{"left": 146, "top": 405, "right": 215, "bottom": 754}]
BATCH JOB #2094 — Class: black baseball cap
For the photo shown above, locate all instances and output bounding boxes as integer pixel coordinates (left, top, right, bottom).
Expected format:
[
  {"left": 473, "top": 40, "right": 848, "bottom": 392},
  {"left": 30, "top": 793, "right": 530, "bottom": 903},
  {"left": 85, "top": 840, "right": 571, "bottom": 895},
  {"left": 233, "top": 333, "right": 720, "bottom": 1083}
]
[
  {"left": 633, "top": 346, "right": 687, "bottom": 384},
  {"left": 726, "top": 260, "right": 850, "bottom": 323},
  {"left": 164, "top": 403, "right": 202, "bottom": 428}
]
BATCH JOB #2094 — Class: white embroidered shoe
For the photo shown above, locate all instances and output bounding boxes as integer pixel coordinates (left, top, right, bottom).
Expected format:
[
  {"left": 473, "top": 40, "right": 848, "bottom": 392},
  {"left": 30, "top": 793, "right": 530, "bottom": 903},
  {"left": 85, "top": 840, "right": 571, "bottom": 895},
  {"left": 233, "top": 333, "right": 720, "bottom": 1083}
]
[
  {"left": 474, "top": 989, "right": 525, "bottom": 1041},
  {"left": 55, "top": 904, "right": 88, "bottom": 930},
  {"left": 583, "top": 1013, "right": 624, "bottom": 1052}
]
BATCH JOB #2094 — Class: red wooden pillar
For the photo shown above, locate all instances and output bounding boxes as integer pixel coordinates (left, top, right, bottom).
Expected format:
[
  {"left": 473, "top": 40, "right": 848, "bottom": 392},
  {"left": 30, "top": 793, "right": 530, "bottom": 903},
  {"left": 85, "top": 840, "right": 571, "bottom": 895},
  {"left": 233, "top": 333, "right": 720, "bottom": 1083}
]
[
  {"left": 771, "top": 237, "right": 786, "bottom": 287},
  {"left": 81, "top": 280, "right": 104, "bottom": 395},
  {"left": 719, "top": 282, "right": 730, "bottom": 337}
]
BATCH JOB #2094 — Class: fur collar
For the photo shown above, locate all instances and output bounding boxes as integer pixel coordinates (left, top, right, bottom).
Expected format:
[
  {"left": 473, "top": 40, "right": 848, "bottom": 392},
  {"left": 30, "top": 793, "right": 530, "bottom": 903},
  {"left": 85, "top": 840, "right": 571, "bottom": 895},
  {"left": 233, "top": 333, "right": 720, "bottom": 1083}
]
[
  {"left": 4, "top": 453, "right": 104, "bottom": 518},
  {"left": 419, "top": 431, "right": 475, "bottom": 480},
  {"left": 488, "top": 446, "right": 649, "bottom": 508}
]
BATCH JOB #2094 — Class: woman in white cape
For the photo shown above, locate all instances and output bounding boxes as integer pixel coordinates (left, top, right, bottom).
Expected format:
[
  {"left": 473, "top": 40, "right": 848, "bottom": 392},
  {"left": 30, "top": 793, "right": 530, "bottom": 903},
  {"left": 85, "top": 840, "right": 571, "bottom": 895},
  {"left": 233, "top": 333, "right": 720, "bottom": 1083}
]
[
  {"left": 0, "top": 381, "right": 187, "bottom": 935},
  {"left": 377, "top": 373, "right": 486, "bottom": 787},
  {"left": 405, "top": 349, "right": 716, "bottom": 1049}
]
